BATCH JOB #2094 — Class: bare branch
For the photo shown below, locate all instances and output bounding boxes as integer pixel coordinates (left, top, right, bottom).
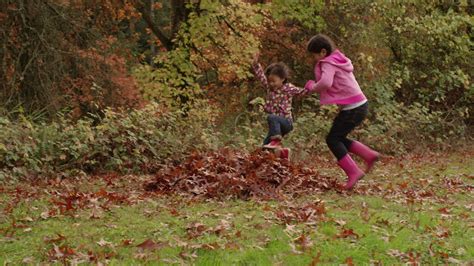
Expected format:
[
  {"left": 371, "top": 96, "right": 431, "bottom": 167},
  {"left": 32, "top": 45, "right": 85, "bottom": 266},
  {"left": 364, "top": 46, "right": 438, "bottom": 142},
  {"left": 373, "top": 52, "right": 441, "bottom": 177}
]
[{"left": 134, "top": 0, "right": 173, "bottom": 50}]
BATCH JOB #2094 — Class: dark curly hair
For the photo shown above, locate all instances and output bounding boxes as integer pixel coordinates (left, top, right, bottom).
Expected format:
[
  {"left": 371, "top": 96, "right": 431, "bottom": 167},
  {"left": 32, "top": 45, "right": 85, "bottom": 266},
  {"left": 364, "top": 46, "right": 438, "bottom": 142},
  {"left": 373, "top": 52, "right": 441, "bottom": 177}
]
[
  {"left": 307, "top": 34, "right": 336, "bottom": 54},
  {"left": 264, "top": 62, "right": 290, "bottom": 83}
]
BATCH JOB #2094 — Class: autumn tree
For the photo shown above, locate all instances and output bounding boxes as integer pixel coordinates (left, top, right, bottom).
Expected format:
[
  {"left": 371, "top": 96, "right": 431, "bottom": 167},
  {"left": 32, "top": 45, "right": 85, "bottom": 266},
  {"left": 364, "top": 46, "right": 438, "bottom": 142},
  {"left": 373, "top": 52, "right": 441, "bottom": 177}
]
[{"left": 0, "top": 1, "right": 142, "bottom": 118}]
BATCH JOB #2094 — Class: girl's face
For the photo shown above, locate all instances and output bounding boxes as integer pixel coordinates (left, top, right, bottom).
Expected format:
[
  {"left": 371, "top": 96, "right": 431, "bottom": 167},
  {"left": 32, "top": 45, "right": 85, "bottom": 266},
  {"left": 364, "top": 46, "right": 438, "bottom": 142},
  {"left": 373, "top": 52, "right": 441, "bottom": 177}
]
[
  {"left": 268, "top": 74, "right": 285, "bottom": 90},
  {"left": 313, "top": 48, "right": 327, "bottom": 63}
]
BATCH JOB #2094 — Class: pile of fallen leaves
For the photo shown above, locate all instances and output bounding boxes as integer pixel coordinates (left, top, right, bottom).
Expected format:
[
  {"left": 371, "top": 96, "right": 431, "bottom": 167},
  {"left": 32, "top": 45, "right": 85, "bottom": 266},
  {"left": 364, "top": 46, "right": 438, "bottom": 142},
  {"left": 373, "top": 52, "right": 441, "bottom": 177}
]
[{"left": 145, "top": 149, "right": 339, "bottom": 199}]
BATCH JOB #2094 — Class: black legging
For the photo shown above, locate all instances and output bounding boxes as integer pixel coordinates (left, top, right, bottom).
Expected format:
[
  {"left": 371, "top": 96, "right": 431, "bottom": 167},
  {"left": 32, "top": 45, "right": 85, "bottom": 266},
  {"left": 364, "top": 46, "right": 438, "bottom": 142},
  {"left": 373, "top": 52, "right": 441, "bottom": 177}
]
[{"left": 326, "top": 102, "right": 368, "bottom": 160}]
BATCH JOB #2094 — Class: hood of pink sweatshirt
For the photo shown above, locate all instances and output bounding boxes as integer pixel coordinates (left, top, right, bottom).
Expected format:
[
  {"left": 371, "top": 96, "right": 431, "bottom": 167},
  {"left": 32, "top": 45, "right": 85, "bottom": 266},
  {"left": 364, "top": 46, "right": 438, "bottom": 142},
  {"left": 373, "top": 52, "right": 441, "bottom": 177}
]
[
  {"left": 314, "top": 50, "right": 366, "bottom": 105},
  {"left": 319, "top": 50, "right": 354, "bottom": 72}
]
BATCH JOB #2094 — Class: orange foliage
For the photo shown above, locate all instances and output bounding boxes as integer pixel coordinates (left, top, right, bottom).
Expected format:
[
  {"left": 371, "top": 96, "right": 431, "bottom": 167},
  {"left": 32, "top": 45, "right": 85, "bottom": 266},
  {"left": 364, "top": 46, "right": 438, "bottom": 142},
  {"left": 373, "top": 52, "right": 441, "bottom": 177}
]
[{"left": 61, "top": 37, "right": 143, "bottom": 118}]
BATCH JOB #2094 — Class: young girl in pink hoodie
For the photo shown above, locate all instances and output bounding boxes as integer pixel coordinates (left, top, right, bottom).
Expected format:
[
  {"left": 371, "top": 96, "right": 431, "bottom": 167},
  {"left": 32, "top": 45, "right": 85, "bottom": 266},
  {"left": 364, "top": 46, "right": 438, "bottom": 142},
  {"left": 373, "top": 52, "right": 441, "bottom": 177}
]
[{"left": 304, "top": 34, "right": 380, "bottom": 190}]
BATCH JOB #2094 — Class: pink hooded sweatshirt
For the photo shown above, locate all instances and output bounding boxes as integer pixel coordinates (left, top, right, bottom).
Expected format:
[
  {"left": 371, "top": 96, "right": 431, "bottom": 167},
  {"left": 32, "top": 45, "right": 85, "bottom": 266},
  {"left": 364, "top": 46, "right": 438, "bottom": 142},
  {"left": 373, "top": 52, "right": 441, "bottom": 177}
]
[{"left": 305, "top": 50, "right": 366, "bottom": 105}]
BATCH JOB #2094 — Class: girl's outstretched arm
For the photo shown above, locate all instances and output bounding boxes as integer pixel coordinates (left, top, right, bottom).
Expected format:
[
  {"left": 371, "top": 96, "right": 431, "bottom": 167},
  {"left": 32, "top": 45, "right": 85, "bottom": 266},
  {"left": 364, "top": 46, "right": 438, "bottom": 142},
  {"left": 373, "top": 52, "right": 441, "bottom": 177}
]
[
  {"left": 252, "top": 62, "right": 269, "bottom": 89},
  {"left": 305, "top": 63, "right": 336, "bottom": 94},
  {"left": 283, "top": 83, "right": 306, "bottom": 96}
]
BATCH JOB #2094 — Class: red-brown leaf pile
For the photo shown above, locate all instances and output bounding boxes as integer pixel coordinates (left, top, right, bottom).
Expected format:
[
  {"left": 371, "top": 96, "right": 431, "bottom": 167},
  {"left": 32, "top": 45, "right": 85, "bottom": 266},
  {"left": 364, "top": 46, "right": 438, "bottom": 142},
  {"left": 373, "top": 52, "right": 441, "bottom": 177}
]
[{"left": 145, "top": 149, "right": 338, "bottom": 199}]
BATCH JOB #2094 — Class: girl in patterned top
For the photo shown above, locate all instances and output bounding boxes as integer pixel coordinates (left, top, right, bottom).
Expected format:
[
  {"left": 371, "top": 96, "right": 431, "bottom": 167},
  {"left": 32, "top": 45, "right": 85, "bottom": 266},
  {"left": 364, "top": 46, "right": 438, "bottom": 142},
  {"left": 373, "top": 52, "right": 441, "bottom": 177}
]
[{"left": 252, "top": 54, "right": 306, "bottom": 159}]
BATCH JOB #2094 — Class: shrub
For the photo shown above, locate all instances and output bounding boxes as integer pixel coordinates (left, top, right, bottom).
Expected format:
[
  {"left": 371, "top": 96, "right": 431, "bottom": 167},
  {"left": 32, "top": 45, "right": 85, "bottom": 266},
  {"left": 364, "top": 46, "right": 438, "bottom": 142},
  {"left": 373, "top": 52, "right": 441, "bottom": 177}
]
[{"left": 0, "top": 102, "right": 217, "bottom": 179}]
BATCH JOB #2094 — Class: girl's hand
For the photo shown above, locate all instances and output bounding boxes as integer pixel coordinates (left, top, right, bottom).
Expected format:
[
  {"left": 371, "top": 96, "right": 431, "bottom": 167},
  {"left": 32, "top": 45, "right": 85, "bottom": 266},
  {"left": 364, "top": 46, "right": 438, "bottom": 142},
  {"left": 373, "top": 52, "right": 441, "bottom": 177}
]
[
  {"left": 252, "top": 52, "right": 260, "bottom": 65},
  {"left": 304, "top": 80, "right": 316, "bottom": 91}
]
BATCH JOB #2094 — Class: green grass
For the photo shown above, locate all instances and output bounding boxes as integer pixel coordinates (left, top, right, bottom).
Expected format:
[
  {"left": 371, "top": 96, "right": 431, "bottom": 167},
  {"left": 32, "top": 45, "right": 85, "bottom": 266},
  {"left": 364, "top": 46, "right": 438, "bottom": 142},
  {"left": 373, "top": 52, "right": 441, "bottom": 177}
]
[{"left": 1, "top": 151, "right": 473, "bottom": 265}]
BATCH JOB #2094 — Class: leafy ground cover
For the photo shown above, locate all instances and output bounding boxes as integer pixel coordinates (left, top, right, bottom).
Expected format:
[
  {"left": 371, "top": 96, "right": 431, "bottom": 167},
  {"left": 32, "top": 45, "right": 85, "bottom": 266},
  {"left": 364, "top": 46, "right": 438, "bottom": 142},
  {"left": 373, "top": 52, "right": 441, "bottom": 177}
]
[{"left": 1, "top": 148, "right": 472, "bottom": 265}]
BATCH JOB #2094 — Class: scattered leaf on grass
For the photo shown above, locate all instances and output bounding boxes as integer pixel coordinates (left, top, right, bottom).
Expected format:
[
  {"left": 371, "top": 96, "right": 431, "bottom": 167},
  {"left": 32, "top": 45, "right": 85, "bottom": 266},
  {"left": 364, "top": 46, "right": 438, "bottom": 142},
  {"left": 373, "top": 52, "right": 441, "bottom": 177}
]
[
  {"left": 336, "top": 228, "right": 360, "bottom": 239},
  {"left": 186, "top": 222, "right": 207, "bottom": 239},
  {"left": 22, "top": 257, "right": 34, "bottom": 264},
  {"left": 345, "top": 257, "right": 354, "bottom": 266},
  {"left": 44, "top": 233, "right": 66, "bottom": 244},
  {"left": 179, "top": 251, "right": 198, "bottom": 260},
  {"left": 40, "top": 211, "right": 50, "bottom": 219},
  {"left": 309, "top": 251, "right": 321, "bottom": 266},
  {"left": 225, "top": 241, "right": 240, "bottom": 250},
  {"left": 47, "top": 244, "right": 76, "bottom": 261},
  {"left": 289, "top": 243, "right": 303, "bottom": 255},
  {"left": 21, "top": 216, "right": 34, "bottom": 222},
  {"left": 121, "top": 239, "right": 134, "bottom": 246},
  {"left": 293, "top": 233, "right": 313, "bottom": 251},
  {"left": 97, "top": 238, "right": 113, "bottom": 247},
  {"left": 136, "top": 239, "right": 166, "bottom": 251}
]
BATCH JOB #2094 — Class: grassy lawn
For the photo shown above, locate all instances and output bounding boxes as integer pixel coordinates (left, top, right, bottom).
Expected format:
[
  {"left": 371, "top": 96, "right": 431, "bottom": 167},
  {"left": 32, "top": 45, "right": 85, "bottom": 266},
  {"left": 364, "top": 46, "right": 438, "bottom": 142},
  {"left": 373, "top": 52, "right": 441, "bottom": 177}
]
[{"left": 1, "top": 150, "right": 473, "bottom": 265}]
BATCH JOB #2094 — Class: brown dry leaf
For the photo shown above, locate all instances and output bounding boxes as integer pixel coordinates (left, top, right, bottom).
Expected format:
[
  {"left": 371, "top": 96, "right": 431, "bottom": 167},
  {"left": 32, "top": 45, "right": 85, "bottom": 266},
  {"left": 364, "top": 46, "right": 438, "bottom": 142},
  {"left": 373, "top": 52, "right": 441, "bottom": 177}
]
[
  {"left": 360, "top": 202, "right": 370, "bottom": 222},
  {"left": 44, "top": 233, "right": 66, "bottom": 244},
  {"left": 211, "top": 219, "right": 232, "bottom": 235},
  {"left": 336, "top": 228, "right": 360, "bottom": 239},
  {"left": 289, "top": 243, "right": 303, "bottom": 254},
  {"left": 143, "top": 209, "right": 154, "bottom": 216},
  {"left": 376, "top": 218, "right": 390, "bottom": 227},
  {"left": 22, "top": 257, "right": 34, "bottom": 264},
  {"left": 47, "top": 244, "right": 76, "bottom": 261},
  {"left": 97, "top": 238, "right": 113, "bottom": 247},
  {"left": 438, "top": 207, "right": 450, "bottom": 214},
  {"left": 169, "top": 208, "right": 180, "bottom": 216},
  {"left": 235, "top": 230, "right": 242, "bottom": 238},
  {"left": 435, "top": 227, "right": 451, "bottom": 238},
  {"left": 284, "top": 224, "right": 299, "bottom": 236},
  {"left": 190, "top": 242, "right": 221, "bottom": 250},
  {"left": 186, "top": 222, "right": 208, "bottom": 238},
  {"left": 309, "top": 251, "right": 321, "bottom": 266},
  {"left": 133, "top": 252, "right": 149, "bottom": 260},
  {"left": 275, "top": 201, "right": 326, "bottom": 225},
  {"left": 447, "top": 257, "right": 461, "bottom": 264},
  {"left": 294, "top": 234, "right": 313, "bottom": 251},
  {"left": 464, "top": 203, "right": 474, "bottom": 211},
  {"left": 345, "top": 257, "right": 355, "bottom": 266},
  {"left": 40, "top": 211, "right": 50, "bottom": 219},
  {"left": 254, "top": 222, "right": 272, "bottom": 230},
  {"left": 21, "top": 216, "right": 34, "bottom": 222},
  {"left": 387, "top": 249, "right": 407, "bottom": 260},
  {"left": 179, "top": 251, "right": 198, "bottom": 260},
  {"left": 89, "top": 207, "right": 103, "bottom": 219},
  {"left": 253, "top": 235, "right": 271, "bottom": 249},
  {"left": 173, "top": 237, "right": 189, "bottom": 248},
  {"left": 225, "top": 241, "right": 240, "bottom": 250},
  {"left": 121, "top": 239, "right": 134, "bottom": 246},
  {"left": 244, "top": 215, "right": 253, "bottom": 221},
  {"left": 136, "top": 239, "right": 166, "bottom": 251}
]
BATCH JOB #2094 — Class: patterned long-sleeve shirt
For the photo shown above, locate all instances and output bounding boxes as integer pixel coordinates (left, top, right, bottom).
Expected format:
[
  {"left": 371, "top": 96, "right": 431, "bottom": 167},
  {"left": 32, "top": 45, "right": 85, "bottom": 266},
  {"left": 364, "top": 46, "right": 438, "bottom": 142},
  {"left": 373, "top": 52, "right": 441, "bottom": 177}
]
[{"left": 253, "top": 63, "right": 305, "bottom": 122}]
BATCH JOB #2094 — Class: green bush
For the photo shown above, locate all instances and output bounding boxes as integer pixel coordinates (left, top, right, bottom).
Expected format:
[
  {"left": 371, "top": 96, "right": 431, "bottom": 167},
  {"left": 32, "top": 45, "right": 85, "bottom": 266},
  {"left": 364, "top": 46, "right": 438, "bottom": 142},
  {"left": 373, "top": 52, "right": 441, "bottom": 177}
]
[
  {"left": 382, "top": 4, "right": 473, "bottom": 117},
  {"left": 223, "top": 94, "right": 469, "bottom": 160},
  {"left": 0, "top": 103, "right": 217, "bottom": 179}
]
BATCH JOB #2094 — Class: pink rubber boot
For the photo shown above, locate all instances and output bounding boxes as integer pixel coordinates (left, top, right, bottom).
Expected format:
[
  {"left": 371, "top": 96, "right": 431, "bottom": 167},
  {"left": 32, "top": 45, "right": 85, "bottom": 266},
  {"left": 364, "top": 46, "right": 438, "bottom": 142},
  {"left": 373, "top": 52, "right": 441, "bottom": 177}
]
[
  {"left": 338, "top": 154, "right": 365, "bottom": 190},
  {"left": 263, "top": 135, "right": 282, "bottom": 149},
  {"left": 349, "top": 141, "right": 380, "bottom": 173}
]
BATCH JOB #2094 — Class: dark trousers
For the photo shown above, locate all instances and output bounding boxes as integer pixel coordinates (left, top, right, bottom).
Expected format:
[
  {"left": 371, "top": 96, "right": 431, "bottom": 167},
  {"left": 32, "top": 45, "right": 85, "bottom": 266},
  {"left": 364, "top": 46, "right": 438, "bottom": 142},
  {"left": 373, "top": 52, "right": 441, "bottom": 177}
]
[
  {"left": 263, "top": 114, "right": 293, "bottom": 145},
  {"left": 326, "top": 102, "right": 368, "bottom": 160}
]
